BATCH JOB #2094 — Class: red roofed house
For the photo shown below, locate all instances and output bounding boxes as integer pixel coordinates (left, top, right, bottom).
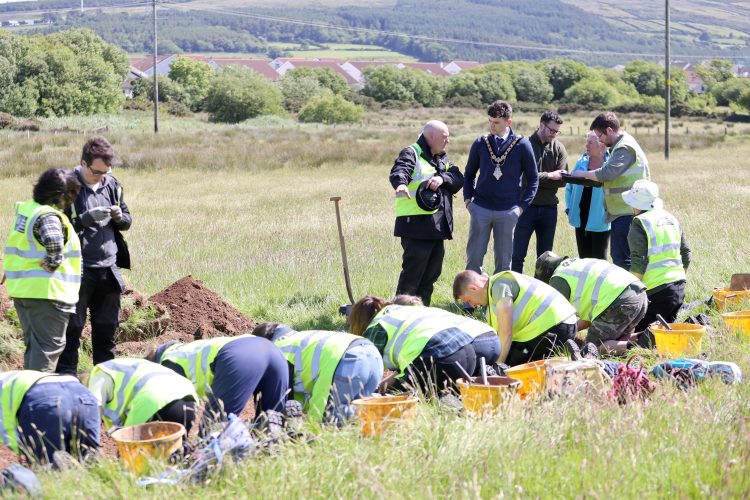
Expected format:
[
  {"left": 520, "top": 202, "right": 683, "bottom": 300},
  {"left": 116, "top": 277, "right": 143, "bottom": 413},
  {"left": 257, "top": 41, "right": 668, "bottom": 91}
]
[
  {"left": 401, "top": 62, "right": 451, "bottom": 77},
  {"left": 275, "top": 60, "right": 359, "bottom": 85},
  {"left": 208, "top": 58, "right": 280, "bottom": 81},
  {"left": 443, "top": 60, "right": 482, "bottom": 75}
]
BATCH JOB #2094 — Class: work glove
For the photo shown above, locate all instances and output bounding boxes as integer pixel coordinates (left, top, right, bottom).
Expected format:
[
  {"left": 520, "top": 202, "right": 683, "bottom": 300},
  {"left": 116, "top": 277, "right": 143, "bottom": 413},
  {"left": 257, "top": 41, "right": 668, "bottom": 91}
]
[
  {"left": 110, "top": 205, "right": 123, "bottom": 222},
  {"left": 82, "top": 206, "right": 110, "bottom": 224}
]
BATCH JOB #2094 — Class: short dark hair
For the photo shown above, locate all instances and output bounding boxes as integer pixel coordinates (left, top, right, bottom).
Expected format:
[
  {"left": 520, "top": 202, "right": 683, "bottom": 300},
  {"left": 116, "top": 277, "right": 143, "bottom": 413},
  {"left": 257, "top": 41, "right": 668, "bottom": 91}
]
[
  {"left": 487, "top": 100, "right": 512, "bottom": 119},
  {"left": 541, "top": 110, "right": 563, "bottom": 125},
  {"left": 590, "top": 112, "right": 620, "bottom": 133},
  {"left": 81, "top": 136, "right": 115, "bottom": 167},
  {"left": 33, "top": 168, "right": 81, "bottom": 207},
  {"left": 252, "top": 322, "right": 280, "bottom": 340}
]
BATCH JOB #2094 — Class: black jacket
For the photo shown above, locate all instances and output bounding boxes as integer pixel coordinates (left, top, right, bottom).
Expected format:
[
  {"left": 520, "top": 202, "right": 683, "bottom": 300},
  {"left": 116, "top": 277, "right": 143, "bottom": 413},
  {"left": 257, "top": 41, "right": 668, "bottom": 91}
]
[
  {"left": 67, "top": 167, "right": 132, "bottom": 269},
  {"left": 389, "top": 134, "right": 464, "bottom": 240}
]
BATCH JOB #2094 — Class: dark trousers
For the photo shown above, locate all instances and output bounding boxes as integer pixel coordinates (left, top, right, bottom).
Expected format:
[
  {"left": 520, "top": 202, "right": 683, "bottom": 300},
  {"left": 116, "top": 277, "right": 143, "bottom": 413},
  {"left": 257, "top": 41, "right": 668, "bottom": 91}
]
[
  {"left": 400, "top": 342, "right": 477, "bottom": 395},
  {"left": 610, "top": 215, "right": 633, "bottom": 270},
  {"left": 17, "top": 381, "right": 100, "bottom": 463},
  {"left": 511, "top": 205, "right": 558, "bottom": 273},
  {"left": 396, "top": 237, "right": 445, "bottom": 306},
  {"left": 470, "top": 332, "right": 502, "bottom": 368},
  {"left": 575, "top": 228, "right": 611, "bottom": 260},
  {"left": 154, "top": 398, "right": 198, "bottom": 434},
  {"left": 636, "top": 281, "right": 686, "bottom": 332},
  {"left": 56, "top": 267, "right": 122, "bottom": 375},
  {"left": 205, "top": 337, "right": 289, "bottom": 423},
  {"left": 505, "top": 321, "right": 577, "bottom": 367}
]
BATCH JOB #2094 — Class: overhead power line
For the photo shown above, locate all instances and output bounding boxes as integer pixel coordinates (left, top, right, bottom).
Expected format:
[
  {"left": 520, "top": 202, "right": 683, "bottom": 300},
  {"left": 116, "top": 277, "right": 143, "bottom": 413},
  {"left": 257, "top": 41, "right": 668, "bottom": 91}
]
[{"left": 162, "top": 3, "right": 747, "bottom": 61}]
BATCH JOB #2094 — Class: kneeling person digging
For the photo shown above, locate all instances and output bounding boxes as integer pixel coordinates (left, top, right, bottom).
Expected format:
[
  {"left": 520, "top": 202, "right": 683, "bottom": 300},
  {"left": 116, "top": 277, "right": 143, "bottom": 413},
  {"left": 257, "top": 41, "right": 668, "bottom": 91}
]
[{"left": 535, "top": 252, "right": 648, "bottom": 356}]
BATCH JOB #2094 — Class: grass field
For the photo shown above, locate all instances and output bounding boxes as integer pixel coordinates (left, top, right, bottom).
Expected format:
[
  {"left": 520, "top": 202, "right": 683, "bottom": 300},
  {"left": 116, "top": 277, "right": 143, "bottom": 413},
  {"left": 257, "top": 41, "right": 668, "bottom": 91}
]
[
  {"left": 268, "top": 42, "right": 415, "bottom": 61},
  {"left": 1, "top": 107, "right": 750, "bottom": 497}
]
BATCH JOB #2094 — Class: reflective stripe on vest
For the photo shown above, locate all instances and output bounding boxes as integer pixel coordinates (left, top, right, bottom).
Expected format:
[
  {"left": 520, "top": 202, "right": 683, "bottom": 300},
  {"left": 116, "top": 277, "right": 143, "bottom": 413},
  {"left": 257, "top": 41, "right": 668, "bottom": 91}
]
[
  {"left": 636, "top": 209, "right": 686, "bottom": 290},
  {"left": 90, "top": 359, "right": 197, "bottom": 428},
  {"left": 370, "top": 305, "right": 491, "bottom": 374},
  {"left": 394, "top": 143, "right": 438, "bottom": 217},
  {"left": 3, "top": 200, "right": 82, "bottom": 303},
  {"left": 488, "top": 271, "right": 576, "bottom": 342},
  {"left": 603, "top": 133, "right": 650, "bottom": 217},
  {"left": 553, "top": 258, "right": 638, "bottom": 321},
  {"left": 0, "top": 371, "right": 49, "bottom": 453},
  {"left": 160, "top": 336, "right": 250, "bottom": 398},
  {"left": 274, "top": 331, "right": 357, "bottom": 421}
]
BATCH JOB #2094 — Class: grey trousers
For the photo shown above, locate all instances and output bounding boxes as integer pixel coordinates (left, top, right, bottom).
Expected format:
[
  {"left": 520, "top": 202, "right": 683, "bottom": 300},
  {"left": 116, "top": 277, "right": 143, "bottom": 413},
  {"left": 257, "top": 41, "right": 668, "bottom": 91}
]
[
  {"left": 466, "top": 203, "right": 520, "bottom": 274},
  {"left": 14, "top": 298, "right": 71, "bottom": 372}
]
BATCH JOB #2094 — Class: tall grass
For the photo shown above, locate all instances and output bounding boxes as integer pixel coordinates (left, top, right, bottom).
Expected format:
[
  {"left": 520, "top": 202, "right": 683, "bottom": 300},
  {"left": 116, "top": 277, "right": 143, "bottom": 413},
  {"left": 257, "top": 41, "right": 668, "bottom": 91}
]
[{"left": 1, "top": 108, "right": 749, "bottom": 497}]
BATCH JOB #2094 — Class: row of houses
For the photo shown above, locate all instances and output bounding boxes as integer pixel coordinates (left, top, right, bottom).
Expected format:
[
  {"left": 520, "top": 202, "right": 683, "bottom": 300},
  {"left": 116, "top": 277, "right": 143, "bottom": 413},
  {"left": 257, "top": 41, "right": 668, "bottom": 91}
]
[
  {"left": 128, "top": 54, "right": 482, "bottom": 85},
  {"left": 125, "top": 54, "right": 750, "bottom": 97}
]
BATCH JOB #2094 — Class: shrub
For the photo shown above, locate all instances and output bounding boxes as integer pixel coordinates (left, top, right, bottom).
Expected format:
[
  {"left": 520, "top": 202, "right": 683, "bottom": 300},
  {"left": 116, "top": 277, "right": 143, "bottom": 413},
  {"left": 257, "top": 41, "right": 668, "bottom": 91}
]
[
  {"left": 163, "top": 100, "right": 192, "bottom": 117},
  {"left": 206, "top": 66, "right": 283, "bottom": 123},
  {"left": 298, "top": 94, "right": 363, "bottom": 124},
  {"left": 0, "top": 112, "right": 14, "bottom": 129},
  {"left": 564, "top": 78, "right": 620, "bottom": 107}
]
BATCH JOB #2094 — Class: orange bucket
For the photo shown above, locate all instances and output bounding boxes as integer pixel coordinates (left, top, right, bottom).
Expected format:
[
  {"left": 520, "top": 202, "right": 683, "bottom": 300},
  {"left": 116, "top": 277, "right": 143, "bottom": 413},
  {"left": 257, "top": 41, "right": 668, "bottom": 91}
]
[
  {"left": 110, "top": 421, "right": 185, "bottom": 475},
  {"left": 712, "top": 288, "right": 750, "bottom": 311},
  {"left": 352, "top": 394, "right": 418, "bottom": 437},
  {"left": 722, "top": 310, "right": 750, "bottom": 337},
  {"left": 457, "top": 376, "right": 521, "bottom": 416},
  {"left": 650, "top": 323, "right": 704, "bottom": 357},
  {"left": 505, "top": 360, "right": 547, "bottom": 400}
]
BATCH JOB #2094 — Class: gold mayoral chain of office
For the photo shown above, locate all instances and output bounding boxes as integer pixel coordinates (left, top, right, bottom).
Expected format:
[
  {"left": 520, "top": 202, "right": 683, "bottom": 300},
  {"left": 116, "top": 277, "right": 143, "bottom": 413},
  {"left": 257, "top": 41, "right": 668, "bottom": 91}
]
[{"left": 482, "top": 134, "right": 522, "bottom": 180}]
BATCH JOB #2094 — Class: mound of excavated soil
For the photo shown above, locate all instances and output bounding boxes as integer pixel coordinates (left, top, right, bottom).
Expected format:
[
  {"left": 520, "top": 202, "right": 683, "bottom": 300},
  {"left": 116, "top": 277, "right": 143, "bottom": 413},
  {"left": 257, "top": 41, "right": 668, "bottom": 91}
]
[
  {"left": 148, "top": 276, "right": 255, "bottom": 340},
  {"left": 0, "top": 445, "right": 21, "bottom": 472}
]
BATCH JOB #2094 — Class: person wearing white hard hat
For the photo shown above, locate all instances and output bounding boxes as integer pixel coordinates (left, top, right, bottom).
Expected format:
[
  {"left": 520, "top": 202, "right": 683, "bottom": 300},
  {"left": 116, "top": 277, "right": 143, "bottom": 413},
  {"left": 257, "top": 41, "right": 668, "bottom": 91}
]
[{"left": 622, "top": 179, "right": 691, "bottom": 337}]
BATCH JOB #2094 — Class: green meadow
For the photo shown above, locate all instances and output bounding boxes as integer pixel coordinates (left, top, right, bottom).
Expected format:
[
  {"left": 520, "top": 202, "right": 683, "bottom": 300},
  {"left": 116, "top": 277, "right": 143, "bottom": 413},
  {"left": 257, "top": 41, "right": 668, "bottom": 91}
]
[{"left": 1, "top": 107, "right": 750, "bottom": 497}]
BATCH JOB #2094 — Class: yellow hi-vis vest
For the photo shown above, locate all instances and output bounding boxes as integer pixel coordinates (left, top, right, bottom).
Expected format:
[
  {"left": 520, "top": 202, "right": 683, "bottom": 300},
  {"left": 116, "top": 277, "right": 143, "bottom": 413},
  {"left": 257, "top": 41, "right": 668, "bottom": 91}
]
[
  {"left": 273, "top": 331, "right": 358, "bottom": 422},
  {"left": 602, "top": 132, "right": 650, "bottom": 218},
  {"left": 90, "top": 358, "right": 197, "bottom": 429},
  {"left": 3, "top": 200, "right": 81, "bottom": 304},
  {"left": 635, "top": 208, "right": 686, "bottom": 291},
  {"left": 488, "top": 271, "right": 576, "bottom": 342},
  {"left": 394, "top": 142, "right": 438, "bottom": 217},
  {"left": 159, "top": 335, "right": 252, "bottom": 398},
  {"left": 552, "top": 258, "right": 639, "bottom": 322},
  {"left": 0, "top": 370, "right": 49, "bottom": 453},
  {"left": 369, "top": 305, "right": 493, "bottom": 375}
]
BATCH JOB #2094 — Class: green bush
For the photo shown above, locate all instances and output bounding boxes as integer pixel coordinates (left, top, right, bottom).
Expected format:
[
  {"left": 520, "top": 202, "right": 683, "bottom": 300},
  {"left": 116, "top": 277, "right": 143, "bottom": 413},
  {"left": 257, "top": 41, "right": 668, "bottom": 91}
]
[
  {"left": 564, "top": 78, "right": 620, "bottom": 107},
  {"left": 206, "top": 65, "right": 283, "bottom": 123},
  {"left": 279, "top": 72, "right": 333, "bottom": 113},
  {"left": 168, "top": 57, "right": 213, "bottom": 111},
  {"left": 362, "top": 66, "right": 445, "bottom": 107},
  {"left": 445, "top": 68, "right": 516, "bottom": 105},
  {"left": 298, "top": 94, "right": 363, "bottom": 124},
  {"left": 0, "top": 28, "right": 127, "bottom": 117}
]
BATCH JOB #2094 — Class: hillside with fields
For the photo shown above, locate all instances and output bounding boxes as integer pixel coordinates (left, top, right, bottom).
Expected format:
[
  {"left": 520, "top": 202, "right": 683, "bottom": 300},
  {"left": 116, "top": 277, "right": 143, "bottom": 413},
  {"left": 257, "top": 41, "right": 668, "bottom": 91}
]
[{"left": 1, "top": 0, "right": 748, "bottom": 63}]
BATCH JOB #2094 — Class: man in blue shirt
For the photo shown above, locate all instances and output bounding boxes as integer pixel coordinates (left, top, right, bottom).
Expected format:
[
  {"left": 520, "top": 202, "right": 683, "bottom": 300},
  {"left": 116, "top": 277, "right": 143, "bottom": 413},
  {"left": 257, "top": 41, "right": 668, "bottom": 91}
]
[{"left": 463, "top": 101, "right": 539, "bottom": 274}]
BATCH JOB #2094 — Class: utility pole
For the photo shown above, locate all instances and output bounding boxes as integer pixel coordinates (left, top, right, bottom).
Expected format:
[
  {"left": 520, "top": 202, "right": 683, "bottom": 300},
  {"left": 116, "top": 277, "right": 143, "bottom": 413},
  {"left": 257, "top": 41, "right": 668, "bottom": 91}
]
[
  {"left": 152, "top": 0, "right": 159, "bottom": 133},
  {"left": 80, "top": 0, "right": 83, "bottom": 13},
  {"left": 665, "top": 0, "right": 670, "bottom": 160}
]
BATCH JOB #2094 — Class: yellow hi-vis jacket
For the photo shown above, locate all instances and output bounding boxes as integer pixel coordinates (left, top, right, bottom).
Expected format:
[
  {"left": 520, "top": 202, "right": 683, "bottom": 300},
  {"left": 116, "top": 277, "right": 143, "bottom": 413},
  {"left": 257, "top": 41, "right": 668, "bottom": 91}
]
[
  {"left": 602, "top": 133, "right": 650, "bottom": 218},
  {"left": 0, "top": 370, "right": 49, "bottom": 453},
  {"left": 3, "top": 200, "right": 81, "bottom": 304},
  {"left": 159, "top": 335, "right": 252, "bottom": 398},
  {"left": 488, "top": 271, "right": 576, "bottom": 342},
  {"left": 635, "top": 208, "right": 686, "bottom": 291},
  {"left": 552, "top": 258, "right": 640, "bottom": 322},
  {"left": 273, "top": 330, "right": 358, "bottom": 422},
  {"left": 90, "top": 358, "right": 197, "bottom": 429},
  {"left": 395, "top": 142, "right": 438, "bottom": 217},
  {"left": 368, "top": 305, "right": 493, "bottom": 375}
]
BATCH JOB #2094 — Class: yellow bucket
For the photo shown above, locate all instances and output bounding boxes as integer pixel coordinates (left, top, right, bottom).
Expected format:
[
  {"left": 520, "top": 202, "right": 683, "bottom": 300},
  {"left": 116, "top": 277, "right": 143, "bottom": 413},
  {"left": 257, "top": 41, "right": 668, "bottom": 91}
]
[
  {"left": 505, "top": 360, "right": 547, "bottom": 400},
  {"left": 722, "top": 310, "right": 750, "bottom": 337},
  {"left": 457, "top": 376, "right": 521, "bottom": 416},
  {"left": 712, "top": 288, "right": 750, "bottom": 311},
  {"left": 110, "top": 421, "right": 185, "bottom": 475},
  {"left": 650, "top": 323, "right": 705, "bottom": 357},
  {"left": 352, "top": 394, "right": 418, "bottom": 437}
]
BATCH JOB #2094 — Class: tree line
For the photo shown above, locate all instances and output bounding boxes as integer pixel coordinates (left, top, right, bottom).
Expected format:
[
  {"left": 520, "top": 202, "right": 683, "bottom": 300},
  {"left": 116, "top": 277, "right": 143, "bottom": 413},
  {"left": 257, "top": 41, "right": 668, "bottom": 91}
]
[{"left": 1, "top": 30, "right": 749, "bottom": 125}]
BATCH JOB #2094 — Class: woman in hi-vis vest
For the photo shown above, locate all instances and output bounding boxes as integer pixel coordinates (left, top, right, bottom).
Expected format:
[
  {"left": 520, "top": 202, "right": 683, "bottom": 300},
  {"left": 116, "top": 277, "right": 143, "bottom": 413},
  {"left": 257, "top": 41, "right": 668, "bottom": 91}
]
[{"left": 348, "top": 295, "right": 501, "bottom": 395}]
